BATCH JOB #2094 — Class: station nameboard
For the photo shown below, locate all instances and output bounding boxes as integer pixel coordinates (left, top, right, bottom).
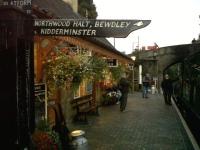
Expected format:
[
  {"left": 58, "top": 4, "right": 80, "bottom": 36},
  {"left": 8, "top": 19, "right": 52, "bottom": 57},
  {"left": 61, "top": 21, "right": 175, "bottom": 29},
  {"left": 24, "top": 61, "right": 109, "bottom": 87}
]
[
  {"left": 2, "top": 0, "right": 32, "bottom": 14},
  {"left": 34, "top": 19, "right": 151, "bottom": 38}
]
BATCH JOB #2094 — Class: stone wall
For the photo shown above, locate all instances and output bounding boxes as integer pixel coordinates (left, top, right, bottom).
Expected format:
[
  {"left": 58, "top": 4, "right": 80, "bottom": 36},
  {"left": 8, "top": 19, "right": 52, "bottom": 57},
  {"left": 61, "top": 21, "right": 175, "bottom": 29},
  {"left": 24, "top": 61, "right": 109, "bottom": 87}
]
[{"left": 132, "top": 43, "right": 200, "bottom": 93}]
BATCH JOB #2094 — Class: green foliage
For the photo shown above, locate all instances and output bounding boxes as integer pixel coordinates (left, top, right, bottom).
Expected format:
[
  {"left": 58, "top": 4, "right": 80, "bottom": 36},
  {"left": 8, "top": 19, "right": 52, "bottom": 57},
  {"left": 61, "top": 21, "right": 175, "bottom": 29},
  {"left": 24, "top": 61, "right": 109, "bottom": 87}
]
[
  {"left": 36, "top": 120, "right": 51, "bottom": 132},
  {"left": 87, "top": 56, "right": 108, "bottom": 81},
  {"left": 78, "top": 0, "right": 98, "bottom": 19},
  {"left": 110, "top": 65, "right": 125, "bottom": 82},
  {"left": 45, "top": 50, "right": 108, "bottom": 92},
  {"left": 33, "top": 120, "right": 62, "bottom": 149}
]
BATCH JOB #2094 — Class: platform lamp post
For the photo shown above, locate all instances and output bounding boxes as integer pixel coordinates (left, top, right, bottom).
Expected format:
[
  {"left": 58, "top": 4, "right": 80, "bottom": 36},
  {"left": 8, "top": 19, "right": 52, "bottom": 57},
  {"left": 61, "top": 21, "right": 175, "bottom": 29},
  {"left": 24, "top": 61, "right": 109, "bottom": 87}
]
[{"left": 131, "top": 56, "right": 136, "bottom": 93}]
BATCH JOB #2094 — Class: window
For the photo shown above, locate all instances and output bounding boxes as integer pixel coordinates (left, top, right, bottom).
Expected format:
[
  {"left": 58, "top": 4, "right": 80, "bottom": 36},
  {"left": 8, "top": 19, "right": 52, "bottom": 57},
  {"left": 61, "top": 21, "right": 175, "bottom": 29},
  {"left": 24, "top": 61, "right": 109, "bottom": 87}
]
[
  {"left": 74, "top": 86, "right": 80, "bottom": 98},
  {"left": 86, "top": 81, "right": 93, "bottom": 94}
]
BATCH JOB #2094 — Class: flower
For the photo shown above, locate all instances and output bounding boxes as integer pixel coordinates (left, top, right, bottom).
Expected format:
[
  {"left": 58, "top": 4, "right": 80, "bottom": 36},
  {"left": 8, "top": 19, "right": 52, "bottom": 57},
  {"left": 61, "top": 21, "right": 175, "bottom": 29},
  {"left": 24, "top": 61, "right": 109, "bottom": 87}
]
[
  {"left": 45, "top": 50, "right": 108, "bottom": 92},
  {"left": 32, "top": 131, "right": 59, "bottom": 150},
  {"left": 32, "top": 120, "right": 62, "bottom": 150}
]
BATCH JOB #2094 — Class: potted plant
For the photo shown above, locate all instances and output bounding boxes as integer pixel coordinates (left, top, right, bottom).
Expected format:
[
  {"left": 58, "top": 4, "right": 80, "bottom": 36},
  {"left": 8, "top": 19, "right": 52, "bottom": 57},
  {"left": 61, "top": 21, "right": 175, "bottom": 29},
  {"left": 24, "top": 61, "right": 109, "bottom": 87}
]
[{"left": 32, "top": 120, "right": 62, "bottom": 150}]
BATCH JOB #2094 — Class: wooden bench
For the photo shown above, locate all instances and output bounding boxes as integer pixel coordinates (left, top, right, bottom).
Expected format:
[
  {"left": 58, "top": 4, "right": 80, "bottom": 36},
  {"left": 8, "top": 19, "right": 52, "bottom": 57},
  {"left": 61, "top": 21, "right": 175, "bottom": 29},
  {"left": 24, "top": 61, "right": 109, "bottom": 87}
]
[{"left": 71, "top": 94, "right": 98, "bottom": 123}]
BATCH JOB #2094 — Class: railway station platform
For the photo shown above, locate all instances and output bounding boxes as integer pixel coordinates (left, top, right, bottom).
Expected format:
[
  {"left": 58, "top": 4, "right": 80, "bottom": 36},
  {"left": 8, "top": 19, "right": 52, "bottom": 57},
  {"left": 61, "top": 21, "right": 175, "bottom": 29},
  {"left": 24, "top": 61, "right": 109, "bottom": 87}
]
[{"left": 68, "top": 92, "right": 197, "bottom": 150}]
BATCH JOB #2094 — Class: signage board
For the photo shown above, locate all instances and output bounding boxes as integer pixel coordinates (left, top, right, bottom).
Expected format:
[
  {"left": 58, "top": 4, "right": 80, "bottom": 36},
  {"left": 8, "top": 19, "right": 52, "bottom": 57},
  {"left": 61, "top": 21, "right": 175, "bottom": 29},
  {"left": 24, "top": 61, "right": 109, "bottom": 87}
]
[
  {"left": 34, "top": 83, "right": 47, "bottom": 122},
  {"left": 34, "top": 19, "right": 151, "bottom": 38},
  {"left": 35, "top": 83, "right": 45, "bottom": 97},
  {"left": 2, "top": 0, "right": 32, "bottom": 14}
]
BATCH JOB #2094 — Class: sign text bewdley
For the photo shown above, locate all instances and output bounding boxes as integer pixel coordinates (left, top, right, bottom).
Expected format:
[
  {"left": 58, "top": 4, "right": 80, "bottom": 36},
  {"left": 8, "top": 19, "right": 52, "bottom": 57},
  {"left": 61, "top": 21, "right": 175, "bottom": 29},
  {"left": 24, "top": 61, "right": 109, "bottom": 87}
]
[{"left": 34, "top": 19, "right": 151, "bottom": 38}]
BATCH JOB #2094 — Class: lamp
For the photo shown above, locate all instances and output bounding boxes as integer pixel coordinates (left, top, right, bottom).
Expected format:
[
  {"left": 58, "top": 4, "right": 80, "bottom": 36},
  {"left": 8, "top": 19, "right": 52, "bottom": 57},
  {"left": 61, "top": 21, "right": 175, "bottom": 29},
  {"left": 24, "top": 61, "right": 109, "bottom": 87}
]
[
  {"left": 131, "top": 56, "right": 136, "bottom": 93},
  {"left": 131, "top": 56, "right": 136, "bottom": 61}
]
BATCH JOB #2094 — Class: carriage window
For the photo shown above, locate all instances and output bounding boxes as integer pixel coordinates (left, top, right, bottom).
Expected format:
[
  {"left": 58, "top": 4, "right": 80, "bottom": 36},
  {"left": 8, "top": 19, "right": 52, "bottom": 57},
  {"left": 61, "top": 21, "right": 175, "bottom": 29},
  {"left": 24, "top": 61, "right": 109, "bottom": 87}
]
[{"left": 190, "top": 54, "right": 200, "bottom": 115}]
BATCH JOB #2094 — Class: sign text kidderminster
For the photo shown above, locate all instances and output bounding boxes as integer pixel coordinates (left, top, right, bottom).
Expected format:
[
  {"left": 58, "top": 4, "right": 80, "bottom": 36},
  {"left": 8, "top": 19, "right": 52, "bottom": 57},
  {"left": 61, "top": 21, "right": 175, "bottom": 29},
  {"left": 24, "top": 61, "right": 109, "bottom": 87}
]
[{"left": 34, "top": 19, "right": 151, "bottom": 38}]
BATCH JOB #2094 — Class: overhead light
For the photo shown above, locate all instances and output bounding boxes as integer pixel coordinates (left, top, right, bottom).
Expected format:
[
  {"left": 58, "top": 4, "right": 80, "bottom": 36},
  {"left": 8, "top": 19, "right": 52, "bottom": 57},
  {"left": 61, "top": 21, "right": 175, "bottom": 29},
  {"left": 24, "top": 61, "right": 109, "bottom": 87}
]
[{"left": 131, "top": 56, "right": 136, "bottom": 61}]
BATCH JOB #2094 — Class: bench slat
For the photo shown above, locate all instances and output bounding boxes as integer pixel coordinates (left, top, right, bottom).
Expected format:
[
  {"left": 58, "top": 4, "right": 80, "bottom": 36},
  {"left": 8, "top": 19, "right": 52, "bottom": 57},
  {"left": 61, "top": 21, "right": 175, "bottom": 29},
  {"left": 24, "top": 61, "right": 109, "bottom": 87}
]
[
  {"left": 70, "top": 94, "right": 98, "bottom": 123},
  {"left": 71, "top": 94, "right": 92, "bottom": 104}
]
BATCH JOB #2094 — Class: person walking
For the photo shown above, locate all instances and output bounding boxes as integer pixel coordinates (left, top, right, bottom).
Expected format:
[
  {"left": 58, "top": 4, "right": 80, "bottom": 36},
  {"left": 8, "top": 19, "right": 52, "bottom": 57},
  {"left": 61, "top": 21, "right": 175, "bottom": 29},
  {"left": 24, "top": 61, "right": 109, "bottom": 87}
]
[
  {"left": 142, "top": 74, "right": 150, "bottom": 98},
  {"left": 118, "top": 74, "right": 130, "bottom": 112},
  {"left": 161, "top": 74, "right": 173, "bottom": 105}
]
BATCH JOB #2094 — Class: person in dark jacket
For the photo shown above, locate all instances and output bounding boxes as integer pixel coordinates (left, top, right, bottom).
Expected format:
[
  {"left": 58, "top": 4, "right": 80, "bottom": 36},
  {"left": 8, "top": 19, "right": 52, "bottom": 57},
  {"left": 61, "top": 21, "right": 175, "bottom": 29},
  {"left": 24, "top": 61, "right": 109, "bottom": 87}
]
[
  {"left": 161, "top": 74, "right": 173, "bottom": 105},
  {"left": 118, "top": 74, "right": 130, "bottom": 112},
  {"left": 142, "top": 74, "right": 150, "bottom": 98}
]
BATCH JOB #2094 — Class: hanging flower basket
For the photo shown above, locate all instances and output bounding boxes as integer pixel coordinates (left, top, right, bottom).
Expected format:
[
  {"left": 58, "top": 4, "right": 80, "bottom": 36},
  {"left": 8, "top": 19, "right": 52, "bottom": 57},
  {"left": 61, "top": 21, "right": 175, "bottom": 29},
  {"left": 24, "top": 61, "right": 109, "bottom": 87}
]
[{"left": 45, "top": 49, "right": 108, "bottom": 94}]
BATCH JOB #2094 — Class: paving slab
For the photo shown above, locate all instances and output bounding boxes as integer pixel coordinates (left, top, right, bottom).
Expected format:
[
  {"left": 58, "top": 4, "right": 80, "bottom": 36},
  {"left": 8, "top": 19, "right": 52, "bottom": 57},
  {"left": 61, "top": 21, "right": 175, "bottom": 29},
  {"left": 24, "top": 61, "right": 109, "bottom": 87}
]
[{"left": 68, "top": 92, "right": 194, "bottom": 150}]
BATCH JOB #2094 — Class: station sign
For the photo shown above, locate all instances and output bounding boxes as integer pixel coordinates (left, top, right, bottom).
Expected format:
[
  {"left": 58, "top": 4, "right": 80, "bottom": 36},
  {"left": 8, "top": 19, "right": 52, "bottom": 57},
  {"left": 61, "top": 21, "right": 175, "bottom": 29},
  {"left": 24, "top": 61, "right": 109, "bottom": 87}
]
[
  {"left": 34, "top": 83, "right": 46, "bottom": 98},
  {"left": 34, "top": 19, "right": 151, "bottom": 38},
  {"left": 34, "top": 83, "right": 47, "bottom": 120},
  {"left": 2, "top": 0, "right": 32, "bottom": 14}
]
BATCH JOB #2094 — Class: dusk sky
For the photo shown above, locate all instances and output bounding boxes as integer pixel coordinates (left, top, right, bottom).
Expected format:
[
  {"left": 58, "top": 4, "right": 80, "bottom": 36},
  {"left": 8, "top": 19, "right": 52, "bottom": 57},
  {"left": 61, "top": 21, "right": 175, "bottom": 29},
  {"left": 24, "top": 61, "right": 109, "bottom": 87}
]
[{"left": 93, "top": 0, "right": 200, "bottom": 54}]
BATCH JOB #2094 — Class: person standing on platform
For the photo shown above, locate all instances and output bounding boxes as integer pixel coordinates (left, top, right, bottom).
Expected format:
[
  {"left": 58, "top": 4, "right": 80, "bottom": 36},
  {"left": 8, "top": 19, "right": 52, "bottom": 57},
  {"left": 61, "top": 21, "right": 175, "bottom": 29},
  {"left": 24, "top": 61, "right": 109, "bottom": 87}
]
[
  {"left": 161, "top": 74, "right": 173, "bottom": 105},
  {"left": 142, "top": 73, "right": 150, "bottom": 98},
  {"left": 118, "top": 73, "right": 130, "bottom": 112}
]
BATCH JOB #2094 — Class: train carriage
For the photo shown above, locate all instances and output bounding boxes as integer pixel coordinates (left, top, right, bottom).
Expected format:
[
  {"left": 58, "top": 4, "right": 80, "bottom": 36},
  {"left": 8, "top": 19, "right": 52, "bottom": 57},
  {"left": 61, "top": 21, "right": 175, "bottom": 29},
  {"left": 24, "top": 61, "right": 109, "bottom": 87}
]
[{"left": 171, "top": 52, "right": 200, "bottom": 145}]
